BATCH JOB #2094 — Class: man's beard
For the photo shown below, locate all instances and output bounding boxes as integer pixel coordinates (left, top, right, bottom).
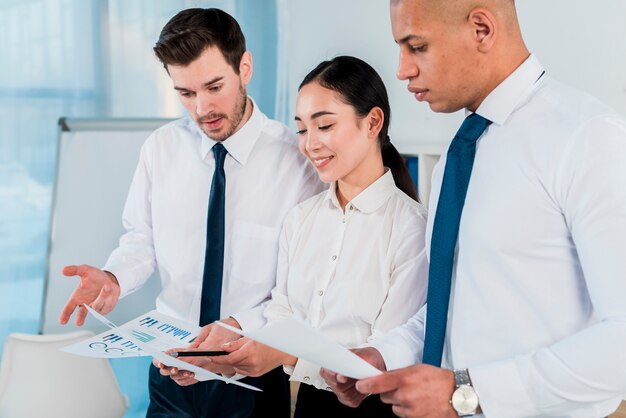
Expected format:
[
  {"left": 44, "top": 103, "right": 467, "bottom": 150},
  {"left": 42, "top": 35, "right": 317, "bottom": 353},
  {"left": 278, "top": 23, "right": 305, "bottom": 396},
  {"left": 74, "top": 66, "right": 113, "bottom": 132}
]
[{"left": 197, "top": 85, "right": 248, "bottom": 142}]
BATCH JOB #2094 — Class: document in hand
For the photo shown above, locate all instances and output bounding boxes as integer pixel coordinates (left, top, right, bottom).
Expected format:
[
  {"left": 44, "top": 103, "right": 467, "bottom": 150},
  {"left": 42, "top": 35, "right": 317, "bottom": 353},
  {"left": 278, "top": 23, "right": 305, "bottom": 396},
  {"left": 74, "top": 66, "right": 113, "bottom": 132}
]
[
  {"left": 62, "top": 305, "right": 261, "bottom": 391},
  {"left": 217, "top": 316, "right": 383, "bottom": 379}
]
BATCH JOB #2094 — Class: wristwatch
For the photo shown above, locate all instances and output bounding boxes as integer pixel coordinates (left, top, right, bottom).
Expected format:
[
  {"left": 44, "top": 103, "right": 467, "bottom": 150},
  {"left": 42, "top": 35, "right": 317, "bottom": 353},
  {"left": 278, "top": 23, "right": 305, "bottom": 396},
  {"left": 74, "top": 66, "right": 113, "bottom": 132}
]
[{"left": 451, "top": 369, "right": 479, "bottom": 416}]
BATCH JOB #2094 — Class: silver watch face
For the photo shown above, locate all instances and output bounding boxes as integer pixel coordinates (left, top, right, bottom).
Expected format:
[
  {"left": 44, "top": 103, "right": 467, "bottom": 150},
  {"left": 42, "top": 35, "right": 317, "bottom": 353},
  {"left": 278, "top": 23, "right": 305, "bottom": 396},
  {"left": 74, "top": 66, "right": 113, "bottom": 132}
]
[{"left": 451, "top": 384, "right": 479, "bottom": 415}]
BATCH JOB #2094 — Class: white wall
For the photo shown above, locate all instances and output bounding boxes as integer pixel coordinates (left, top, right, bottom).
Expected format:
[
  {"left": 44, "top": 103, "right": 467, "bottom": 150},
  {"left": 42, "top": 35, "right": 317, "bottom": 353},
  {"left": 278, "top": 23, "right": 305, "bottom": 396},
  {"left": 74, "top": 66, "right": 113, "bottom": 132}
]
[
  {"left": 280, "top": 0, "right": 626, "bottom": 154},
  {"left": 517, "top": 1, "right": 626, "bottom": 115}
]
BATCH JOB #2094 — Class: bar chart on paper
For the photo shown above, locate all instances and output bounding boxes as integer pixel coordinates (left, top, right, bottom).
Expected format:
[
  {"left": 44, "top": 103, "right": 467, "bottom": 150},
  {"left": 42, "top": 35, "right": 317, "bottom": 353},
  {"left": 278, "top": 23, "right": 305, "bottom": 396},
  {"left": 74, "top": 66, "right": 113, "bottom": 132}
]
[{"left": 61, "top": 310, "right": 201, "bottom": 358}]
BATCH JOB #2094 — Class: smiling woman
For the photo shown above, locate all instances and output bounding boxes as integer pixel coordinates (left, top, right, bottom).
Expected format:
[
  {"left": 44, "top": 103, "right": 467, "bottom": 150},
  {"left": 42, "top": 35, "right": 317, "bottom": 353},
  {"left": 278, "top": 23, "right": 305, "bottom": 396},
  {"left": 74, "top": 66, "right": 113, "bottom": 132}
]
[{"left": 194, "top": 56, "right": 429, "bottom": 418}]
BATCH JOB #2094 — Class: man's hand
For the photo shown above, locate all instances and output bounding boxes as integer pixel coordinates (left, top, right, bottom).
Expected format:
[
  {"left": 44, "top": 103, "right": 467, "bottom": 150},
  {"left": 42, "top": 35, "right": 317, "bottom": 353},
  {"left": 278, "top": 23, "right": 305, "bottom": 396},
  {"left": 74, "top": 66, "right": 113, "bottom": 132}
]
[
  {"left": 209, "top": 337, "right": 297, "bottom": 377},
  {"left": 320, "top": 347, "right": 386, "bottom": 408},
  {"left": 59, "top": 264, "right": 121, "bottom": 326},
  {"left": 154, "top": 344, "right": 241, "bottom": 387},
  {"left": 355, "top": 364, "right": 457, "bottom": 418},
  {"left": 189, "top": 317, "right": 242, "bottom": 349},
  {"left": 162, "top": 317, "right": 247, "bottom": 384},
  {"left": 152, "top": 357, "right": 198, "bottom": 387}
]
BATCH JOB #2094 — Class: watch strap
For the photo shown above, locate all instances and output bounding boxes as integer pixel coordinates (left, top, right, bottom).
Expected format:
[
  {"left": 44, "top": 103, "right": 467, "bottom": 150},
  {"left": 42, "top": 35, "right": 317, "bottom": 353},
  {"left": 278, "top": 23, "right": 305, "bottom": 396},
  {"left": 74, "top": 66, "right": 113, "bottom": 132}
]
[{"left": 453, "top": 368, "right": 471, "bottom": 387}]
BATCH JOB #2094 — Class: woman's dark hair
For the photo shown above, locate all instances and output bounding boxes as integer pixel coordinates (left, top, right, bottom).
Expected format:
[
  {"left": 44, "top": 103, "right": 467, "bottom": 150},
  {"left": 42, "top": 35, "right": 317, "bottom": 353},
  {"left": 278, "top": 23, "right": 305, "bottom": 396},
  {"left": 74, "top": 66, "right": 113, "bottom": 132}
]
[
  {"left": 299, "top": 56, "right": 418, "bottom": 201},
  {"left": 153, "top": 8, "right": 246, "bottom": 74}
]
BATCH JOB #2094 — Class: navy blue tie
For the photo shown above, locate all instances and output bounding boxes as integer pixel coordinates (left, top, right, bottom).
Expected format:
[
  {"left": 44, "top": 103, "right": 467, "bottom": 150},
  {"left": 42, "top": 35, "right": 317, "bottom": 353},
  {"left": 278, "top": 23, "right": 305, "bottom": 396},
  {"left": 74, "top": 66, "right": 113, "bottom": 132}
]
[
  {"left": 422, "top": 113, "right": 492, "bottom": 367},
  {"left": 199, "top": 143, "right": 227, "bottom": 326}
]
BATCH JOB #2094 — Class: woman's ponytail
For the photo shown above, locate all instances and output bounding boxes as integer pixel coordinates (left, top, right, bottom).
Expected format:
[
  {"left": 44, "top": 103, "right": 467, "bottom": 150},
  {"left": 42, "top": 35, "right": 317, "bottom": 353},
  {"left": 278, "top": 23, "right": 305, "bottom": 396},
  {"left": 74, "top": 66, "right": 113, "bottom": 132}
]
[{"left": 381, "top": 137, "right": 418, "bottom": 201}]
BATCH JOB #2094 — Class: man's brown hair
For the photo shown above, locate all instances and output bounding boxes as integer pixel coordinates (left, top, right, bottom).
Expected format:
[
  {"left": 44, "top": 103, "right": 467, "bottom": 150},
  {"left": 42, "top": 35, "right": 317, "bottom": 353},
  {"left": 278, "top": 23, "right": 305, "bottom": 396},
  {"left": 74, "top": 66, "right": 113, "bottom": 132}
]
[{"left": 154, "top": 8, "right": 246, "bottom": 74}]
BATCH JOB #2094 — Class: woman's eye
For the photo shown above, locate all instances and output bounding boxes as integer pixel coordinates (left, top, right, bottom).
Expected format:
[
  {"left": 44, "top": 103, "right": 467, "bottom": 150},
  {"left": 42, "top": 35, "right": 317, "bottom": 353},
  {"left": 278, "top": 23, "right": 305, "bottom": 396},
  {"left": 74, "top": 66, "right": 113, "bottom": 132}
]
[
  {"left": 318, "top": 124, "right": 333, "bottom": 131},
  {"left": 296, "top": 129, "right": 307, "bottom": 136}
]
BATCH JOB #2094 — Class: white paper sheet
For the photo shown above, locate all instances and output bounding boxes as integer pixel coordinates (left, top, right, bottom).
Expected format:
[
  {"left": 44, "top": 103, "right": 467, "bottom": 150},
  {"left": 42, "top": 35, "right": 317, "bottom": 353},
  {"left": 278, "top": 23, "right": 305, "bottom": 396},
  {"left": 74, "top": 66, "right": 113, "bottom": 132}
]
[
  {"left": 62, "top": 306, "right": 261, "bottom": 391},
  {"left": 217, "top": 316, "right": 383, "bottom": 379},
  {"left": 62, "top": 307, "right": 200, "bottom": 358}
]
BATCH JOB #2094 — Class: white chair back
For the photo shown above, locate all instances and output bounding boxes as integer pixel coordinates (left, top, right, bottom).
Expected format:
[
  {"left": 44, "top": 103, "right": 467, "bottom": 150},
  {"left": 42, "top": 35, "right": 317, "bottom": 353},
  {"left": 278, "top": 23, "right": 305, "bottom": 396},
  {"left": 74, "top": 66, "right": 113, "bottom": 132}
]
[{"left": 0, "top": 331, "right": 128, "bottom": 418}]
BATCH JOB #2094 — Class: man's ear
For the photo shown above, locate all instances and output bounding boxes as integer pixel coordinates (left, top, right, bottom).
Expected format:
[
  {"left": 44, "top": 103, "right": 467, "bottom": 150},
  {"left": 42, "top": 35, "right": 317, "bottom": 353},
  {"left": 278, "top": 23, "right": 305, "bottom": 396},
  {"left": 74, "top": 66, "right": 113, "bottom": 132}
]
[
  {"left": 239, "top": 51, "right": 253, "bottom": 85},
  {"left": 469, "top": 8, "right": 497, "bottom": 52}
]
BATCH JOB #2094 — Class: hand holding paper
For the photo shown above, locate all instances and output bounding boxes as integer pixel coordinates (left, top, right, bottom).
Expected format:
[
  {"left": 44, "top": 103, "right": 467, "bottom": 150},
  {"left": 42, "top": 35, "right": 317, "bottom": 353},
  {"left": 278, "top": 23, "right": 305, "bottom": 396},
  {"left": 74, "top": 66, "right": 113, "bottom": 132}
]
[
  {"left": 319, "top": 346, "right": 387, "bottom": 408},
  {"left": 209, "top": 336, "right": 298, "bottom": 377},
  {"left": 64, "top": 305, "right": 261, "bottom": 391},
  {"left": 216, "top": 316, "right": 383, "bottom": 380}
]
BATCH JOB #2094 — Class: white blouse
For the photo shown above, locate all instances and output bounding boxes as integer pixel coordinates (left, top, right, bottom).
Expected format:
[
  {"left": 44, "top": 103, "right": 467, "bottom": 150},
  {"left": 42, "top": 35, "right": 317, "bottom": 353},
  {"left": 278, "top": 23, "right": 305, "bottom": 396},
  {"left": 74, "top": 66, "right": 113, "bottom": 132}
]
[{"left": 264, "top": 169, "right": 429, "bottom": 389}]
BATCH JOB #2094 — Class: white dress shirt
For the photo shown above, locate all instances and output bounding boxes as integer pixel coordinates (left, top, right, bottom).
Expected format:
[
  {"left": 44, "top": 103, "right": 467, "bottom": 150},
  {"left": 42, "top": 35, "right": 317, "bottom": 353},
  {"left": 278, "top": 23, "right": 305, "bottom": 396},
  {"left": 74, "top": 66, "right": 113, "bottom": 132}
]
[
  {"left": 370, "top": 55, "right": 626, "bottom": 417},
  {"left": 264, "top": 170, "right": 429, "bottom": 389},
  {"left": 104, "top": 99, "right": 324, "bottom": 330}
]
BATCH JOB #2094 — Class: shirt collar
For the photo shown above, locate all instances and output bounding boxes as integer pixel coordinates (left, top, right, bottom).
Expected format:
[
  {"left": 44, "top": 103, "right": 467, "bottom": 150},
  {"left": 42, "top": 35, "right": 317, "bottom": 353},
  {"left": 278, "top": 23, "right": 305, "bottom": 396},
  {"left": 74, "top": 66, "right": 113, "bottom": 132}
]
[
  {"left": 473, "top": 54, "right": 545, "bottom": 125},
  {"left": 324, "top": 169, "right": 397, "bottom": 214},
  {"left": 199, "top": 97, "right": 265, "bottom": 165}
]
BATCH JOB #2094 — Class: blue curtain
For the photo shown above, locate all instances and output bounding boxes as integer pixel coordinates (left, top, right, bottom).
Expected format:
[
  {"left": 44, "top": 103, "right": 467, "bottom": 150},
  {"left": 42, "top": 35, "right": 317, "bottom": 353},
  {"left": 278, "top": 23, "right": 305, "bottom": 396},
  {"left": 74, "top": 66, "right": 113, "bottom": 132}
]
[{"left": 0, "top": 1, "right": 278, "bottom": 416}]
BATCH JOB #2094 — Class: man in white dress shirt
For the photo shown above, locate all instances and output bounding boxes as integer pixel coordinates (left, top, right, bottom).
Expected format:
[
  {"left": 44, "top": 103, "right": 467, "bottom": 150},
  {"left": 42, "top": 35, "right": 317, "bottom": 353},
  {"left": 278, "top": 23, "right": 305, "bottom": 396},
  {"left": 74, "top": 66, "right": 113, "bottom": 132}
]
[
  {"left": 58, "top": 8, "right": 322, "bottom": 418},
  {"left": 323, "top": 1, "right": 626, "bottom": 417}
]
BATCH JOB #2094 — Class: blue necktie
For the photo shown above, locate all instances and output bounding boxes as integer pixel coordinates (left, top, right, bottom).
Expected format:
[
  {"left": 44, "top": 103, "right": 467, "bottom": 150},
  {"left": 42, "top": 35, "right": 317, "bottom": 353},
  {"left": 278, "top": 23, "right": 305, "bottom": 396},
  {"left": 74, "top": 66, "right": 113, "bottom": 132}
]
[
  {"left": 422, "top": 113, "right": 492, "bottom": 367},
  {"left": 199, "top": 143, "right": 227, "bottom": 326}
]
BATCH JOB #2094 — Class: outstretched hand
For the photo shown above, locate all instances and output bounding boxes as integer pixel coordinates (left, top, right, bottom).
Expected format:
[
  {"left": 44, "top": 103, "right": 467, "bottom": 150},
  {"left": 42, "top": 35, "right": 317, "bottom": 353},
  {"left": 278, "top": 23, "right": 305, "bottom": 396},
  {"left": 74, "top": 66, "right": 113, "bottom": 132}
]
[{"left": 59, "top": 264, "right": 121, "bottom": 326}]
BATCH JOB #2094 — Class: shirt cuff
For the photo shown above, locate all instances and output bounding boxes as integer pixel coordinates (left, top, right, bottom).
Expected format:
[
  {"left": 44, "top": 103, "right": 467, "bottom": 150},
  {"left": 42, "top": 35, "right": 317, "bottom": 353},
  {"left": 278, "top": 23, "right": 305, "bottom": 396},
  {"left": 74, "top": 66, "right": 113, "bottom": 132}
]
[
  {"left": 469, "top": 356, "right": 538, "bottom": 418},
  {"left": 367, "top": 329, "right": 422, "bottom": 371},
  {"left": 230, "top": 305, "right": 267, "bottom": 332},
  {"left": 291, "top": 358, "right": 329, "bottom": 390},
  {"left": 102, "top": 262, "right": 139, "bottom": 299}
]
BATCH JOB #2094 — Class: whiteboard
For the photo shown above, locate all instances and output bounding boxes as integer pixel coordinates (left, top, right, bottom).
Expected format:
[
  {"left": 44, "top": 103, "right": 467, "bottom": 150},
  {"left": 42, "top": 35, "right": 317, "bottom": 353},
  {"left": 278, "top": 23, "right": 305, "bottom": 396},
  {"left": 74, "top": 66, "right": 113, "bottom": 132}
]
[{"left": 41, "top": 118, "right": 173, "bottom": 335}]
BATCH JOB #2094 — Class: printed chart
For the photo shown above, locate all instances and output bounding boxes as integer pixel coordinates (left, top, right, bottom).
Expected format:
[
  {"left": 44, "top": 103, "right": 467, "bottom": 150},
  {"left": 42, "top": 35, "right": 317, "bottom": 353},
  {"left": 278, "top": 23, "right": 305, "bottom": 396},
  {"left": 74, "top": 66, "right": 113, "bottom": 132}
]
[{"left": 62, "top": 310, "right": 200, "bottom": 358}]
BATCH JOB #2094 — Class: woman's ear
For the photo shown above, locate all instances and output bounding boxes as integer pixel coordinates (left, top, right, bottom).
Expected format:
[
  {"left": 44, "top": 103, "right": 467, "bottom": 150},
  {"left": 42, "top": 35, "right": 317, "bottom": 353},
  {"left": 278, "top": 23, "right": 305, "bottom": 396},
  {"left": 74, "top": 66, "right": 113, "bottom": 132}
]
[{"left": 367, "top": 107, "right": 385, "bottom": 138}]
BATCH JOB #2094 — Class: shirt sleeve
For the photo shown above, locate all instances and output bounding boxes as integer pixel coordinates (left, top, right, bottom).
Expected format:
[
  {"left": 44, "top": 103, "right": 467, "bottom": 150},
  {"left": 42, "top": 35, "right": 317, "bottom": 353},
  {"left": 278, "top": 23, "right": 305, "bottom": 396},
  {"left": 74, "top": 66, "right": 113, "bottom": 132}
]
[
  {"left": 230, "top": 304, "right": 267, "bottom": 332},
  {"left": 368, "top": 304, "right": 427, "bottom": 371},
  {"left": 363, "top": 206, "right": 429, "bottom": 367},
  {"left": 470, "top": 115, "right": 626, "bottom": 418},
  {"left": 103, "top": 138, "right": 157, "bottom": 298},
  {"left": 290, "top": 358, "right": 330, "bottom": 390},
  {"left": 263, "top": 207, "right": 298, "bottom": 324}
]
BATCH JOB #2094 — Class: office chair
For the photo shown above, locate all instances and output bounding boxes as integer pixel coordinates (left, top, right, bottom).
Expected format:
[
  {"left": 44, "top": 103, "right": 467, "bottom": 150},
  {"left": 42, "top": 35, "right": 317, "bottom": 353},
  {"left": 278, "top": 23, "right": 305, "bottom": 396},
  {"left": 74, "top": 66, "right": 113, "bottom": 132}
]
[{"left": 0, "top": 331, "right": 128, "bottom": 418}]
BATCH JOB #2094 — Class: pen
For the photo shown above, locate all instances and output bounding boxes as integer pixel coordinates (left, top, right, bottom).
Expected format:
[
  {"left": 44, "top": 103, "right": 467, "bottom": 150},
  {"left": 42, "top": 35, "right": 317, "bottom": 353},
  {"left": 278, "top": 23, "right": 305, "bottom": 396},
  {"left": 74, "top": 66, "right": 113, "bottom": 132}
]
[{"left": 169, "top": 350, "right": 228, "bottom": 357}]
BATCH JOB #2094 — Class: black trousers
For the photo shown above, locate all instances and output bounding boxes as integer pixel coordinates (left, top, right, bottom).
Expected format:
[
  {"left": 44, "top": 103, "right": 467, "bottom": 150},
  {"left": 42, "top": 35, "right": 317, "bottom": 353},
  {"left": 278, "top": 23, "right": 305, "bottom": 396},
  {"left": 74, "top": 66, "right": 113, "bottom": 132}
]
[
  {"left": 294, "top": 382, "right": 396, "bottom": 418},
  {"left": 146, "top": 364, "right": 290, "bottom": 418}
]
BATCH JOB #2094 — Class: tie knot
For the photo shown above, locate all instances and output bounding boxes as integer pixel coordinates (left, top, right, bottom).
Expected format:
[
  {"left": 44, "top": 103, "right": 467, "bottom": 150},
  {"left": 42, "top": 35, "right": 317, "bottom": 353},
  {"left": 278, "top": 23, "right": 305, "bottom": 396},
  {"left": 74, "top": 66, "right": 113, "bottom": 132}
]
[
  {"left": 456, "top": 113, "right": 492, "bottom": 142},
  {"left": 212, "top": 143, "right": 227, "bottom": 165}
]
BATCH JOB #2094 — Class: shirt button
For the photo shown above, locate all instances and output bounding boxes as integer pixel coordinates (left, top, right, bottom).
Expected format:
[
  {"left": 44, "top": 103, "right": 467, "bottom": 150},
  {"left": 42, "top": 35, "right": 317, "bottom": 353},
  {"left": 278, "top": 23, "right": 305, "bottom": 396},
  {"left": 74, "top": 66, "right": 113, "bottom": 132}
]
[
  {"left": 325, "top": 386, "right": 332, "bottom": 391},
  {"left": 318, "top": 290, "right": 324, "bottom": 296},
  {"left": 349, "top": 205, "right": 353, "bottom": 211},
  {"left": 332, "top": 255, "right": 337, "bottom": 261},
  {"left": 303, "top": 376, "right": 310, "bottom": 382}
]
